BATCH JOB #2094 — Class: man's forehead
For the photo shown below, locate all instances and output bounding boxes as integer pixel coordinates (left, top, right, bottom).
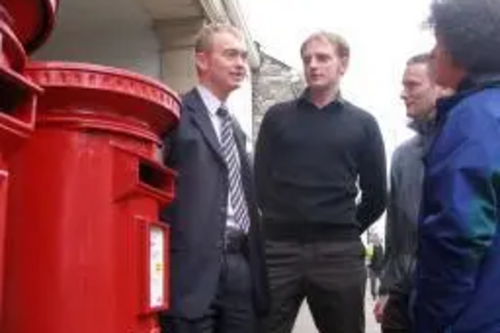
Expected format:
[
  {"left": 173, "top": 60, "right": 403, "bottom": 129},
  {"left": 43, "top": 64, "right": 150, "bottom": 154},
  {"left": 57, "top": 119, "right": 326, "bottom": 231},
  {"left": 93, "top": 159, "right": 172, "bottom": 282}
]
[
  {"left": 405, "top": 63, "right": 430, "bottom": 76},
  {"left": 303, "top": 38, "right": 336, "bottom": 55},
  {"left": 403, "top": 73, "right": 425, "bottom": 82},
  {"left": 211, "top": 32, "right": 246, "bottom": 51},
  {"left": 212, "top": 31, "right": 243, "bottom": 43},
  {"left": 406, "top": 62, "right": 430, "bottom": 74},
  {"left": 403, "top": 73, "right": 432, "bottom": 88}
]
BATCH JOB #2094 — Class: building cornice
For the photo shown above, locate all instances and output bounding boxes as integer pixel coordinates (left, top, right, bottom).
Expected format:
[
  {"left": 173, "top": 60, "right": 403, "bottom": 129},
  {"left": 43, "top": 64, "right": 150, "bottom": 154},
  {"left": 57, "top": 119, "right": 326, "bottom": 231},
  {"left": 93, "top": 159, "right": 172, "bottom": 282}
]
[{"left": 198, "top": 0, "right": 227, "bottom": 22}]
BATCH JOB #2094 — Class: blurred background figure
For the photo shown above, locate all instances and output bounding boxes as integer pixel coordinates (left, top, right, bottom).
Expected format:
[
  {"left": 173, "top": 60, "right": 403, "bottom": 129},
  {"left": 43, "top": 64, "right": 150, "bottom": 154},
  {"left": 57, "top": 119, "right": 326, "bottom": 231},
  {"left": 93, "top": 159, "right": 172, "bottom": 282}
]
[{"left": 367, "top": 234, "right": 384, "bottom": 301}]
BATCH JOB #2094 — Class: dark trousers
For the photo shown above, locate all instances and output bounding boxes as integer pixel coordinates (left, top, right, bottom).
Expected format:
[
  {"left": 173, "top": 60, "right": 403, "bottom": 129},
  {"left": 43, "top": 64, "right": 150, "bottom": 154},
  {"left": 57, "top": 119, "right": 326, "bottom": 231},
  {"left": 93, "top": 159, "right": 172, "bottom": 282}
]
[
  {"left": 263, "top": 239, "right": 366, "bottom": 333},
  {"left": 382, "top": 293, "right": 411, "bottom": 333},
  {"left": 162, "top": 253, "right": 255, "bottom": 333}
]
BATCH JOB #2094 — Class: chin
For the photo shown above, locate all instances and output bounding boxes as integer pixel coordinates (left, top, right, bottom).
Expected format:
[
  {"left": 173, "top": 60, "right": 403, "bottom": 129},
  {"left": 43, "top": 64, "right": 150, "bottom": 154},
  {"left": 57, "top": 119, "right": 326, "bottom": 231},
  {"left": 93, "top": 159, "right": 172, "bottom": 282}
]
[
  {"left": 229, "top": 82, "right": 242, "bottom": 91},
  {"left": 309, "top": 82, "right": 327, "bottom": 90},
  {"left": 222, "top": 80, "right": 239, "bottom": 90},
  {"left": 407, "top": 112, "right": 421, "bottom": 120}
]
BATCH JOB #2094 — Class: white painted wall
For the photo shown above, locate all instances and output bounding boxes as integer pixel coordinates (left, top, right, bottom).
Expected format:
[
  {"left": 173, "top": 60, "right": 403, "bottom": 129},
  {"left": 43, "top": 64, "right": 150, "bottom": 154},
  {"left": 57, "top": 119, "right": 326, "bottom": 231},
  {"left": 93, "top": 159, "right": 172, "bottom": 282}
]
[
  {"left": 35, "top": 28, "right": 162, "bottom": 79},
  {"left": 33, "top": 0, "right": 162, "bottom": 79},
  {"left": 227, "top": 76, "right": 254, "bottom": 150}
]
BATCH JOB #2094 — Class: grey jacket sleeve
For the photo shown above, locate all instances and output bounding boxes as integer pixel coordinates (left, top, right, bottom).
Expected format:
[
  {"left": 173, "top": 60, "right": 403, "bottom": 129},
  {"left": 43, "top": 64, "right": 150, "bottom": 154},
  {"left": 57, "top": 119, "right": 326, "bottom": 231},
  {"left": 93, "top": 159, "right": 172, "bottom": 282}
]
[
  {"left": 379, "top": 153, "right": 399, "bottom": 295},
  {"left": 379, "top": 140, "right": 420, "bottom": 295}
]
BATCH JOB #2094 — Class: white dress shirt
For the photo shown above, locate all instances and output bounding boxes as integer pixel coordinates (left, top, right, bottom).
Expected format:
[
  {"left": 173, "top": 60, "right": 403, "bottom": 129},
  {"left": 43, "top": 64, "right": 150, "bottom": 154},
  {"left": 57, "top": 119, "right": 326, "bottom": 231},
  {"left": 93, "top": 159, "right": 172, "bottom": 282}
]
[{"left": 197, "top": 85, "right": 243, "bottom": 231}]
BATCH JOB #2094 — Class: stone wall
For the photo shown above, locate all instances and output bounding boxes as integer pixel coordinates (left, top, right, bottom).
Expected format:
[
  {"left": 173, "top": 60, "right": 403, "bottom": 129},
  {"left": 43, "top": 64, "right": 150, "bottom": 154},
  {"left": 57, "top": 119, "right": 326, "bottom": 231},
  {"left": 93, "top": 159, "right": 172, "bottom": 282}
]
[{"left": 251, "top": 51, "right": 305, "bottom": 142}]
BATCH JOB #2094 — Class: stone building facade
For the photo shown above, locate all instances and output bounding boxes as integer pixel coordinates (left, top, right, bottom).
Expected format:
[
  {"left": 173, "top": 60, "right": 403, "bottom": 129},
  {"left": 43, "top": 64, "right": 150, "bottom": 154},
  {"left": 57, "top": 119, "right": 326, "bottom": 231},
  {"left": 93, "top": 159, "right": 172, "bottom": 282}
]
[{"left": 251, "top": 51, "right": 305, "bottom": 143}]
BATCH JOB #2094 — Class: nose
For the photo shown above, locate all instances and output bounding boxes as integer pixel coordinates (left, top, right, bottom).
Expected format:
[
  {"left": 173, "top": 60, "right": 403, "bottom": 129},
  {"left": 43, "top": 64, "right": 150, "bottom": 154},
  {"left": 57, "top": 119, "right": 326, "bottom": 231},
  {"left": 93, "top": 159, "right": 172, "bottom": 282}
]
[
  {"left": 400, "top": 89, "right": 408, "bottom": 101},
  {"left": 235, "top": 54, "right": 248, "bottom": 71},
  {"left": 308, "top": 56, "right": 319, "bottom": 69},
  {"left": 237, "top": 50, "right": 249, "bottom": 64}
]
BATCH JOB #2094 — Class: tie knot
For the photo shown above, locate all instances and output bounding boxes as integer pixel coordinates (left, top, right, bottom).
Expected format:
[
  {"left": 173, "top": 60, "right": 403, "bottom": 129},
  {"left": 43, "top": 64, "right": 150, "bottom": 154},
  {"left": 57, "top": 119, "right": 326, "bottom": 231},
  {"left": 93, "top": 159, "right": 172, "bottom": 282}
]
[{"left": 217, "top": 105, "right": 230, "bottom": 119}]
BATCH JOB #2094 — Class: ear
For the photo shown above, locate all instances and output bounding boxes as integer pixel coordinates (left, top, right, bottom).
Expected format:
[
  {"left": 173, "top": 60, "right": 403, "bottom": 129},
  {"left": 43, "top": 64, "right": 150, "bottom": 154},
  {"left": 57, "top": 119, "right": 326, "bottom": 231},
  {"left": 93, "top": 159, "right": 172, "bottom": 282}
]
[
  {"left": 339, "top": 56, "right": 349, "bottom": 76},
  {"left": 195, "top": 52, "right": 209, "bottom": 73}
]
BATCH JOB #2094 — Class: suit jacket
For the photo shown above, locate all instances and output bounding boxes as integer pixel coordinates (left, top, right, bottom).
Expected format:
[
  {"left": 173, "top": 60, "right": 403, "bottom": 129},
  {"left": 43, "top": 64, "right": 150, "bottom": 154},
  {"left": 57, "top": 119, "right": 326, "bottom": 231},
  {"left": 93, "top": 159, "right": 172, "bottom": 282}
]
[{"left": 161, "top": 88, "right": 270, "bottom": 319}]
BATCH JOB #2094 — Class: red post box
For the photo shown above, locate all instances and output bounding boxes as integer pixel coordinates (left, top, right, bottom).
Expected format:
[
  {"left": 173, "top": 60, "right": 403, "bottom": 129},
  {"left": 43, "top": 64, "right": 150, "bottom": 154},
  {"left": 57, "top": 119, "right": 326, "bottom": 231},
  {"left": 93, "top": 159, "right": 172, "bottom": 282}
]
[
  {"left": 2, "top": 62, "right": 180, "bottom": 333},
  {"left": 2, "top": 0, "right": 58, "bottom": 53},
  {"left": 0, "top": 13, "right": 42, "bottom": 323}
]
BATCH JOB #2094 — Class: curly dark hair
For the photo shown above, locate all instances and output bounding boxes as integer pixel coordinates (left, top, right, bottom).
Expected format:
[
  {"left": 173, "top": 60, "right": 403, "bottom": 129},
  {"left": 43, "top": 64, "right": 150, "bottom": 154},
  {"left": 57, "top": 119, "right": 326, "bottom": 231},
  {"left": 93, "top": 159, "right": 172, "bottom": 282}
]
[{"left": 428, "top": 0, "right": 500, "bottom": 74}]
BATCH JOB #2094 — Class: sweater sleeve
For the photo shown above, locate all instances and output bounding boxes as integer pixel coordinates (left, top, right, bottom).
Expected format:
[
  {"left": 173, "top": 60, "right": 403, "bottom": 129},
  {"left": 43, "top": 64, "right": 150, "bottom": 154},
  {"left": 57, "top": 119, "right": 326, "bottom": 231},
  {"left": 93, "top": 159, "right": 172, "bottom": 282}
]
[
  {"left": 356, "top": 115, "right": 388, "bottom": 232},
  {"left": 254, "top": 108, "right": 276, "bottom": 212}
]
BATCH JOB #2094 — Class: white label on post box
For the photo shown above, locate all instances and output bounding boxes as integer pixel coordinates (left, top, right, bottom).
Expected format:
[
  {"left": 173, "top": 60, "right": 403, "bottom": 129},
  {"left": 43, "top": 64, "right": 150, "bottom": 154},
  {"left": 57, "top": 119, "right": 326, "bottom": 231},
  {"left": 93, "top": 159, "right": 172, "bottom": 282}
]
[{"left": 150, "top": 225, "right": 165, "bottom": 308}]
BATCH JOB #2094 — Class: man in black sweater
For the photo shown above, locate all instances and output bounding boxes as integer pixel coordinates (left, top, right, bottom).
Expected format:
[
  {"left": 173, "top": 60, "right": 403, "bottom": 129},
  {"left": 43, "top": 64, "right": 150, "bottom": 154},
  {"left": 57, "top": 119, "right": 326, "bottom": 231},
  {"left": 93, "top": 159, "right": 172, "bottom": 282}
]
[{"left": 255, "top": 31, "right": 387, "bottom": 333}]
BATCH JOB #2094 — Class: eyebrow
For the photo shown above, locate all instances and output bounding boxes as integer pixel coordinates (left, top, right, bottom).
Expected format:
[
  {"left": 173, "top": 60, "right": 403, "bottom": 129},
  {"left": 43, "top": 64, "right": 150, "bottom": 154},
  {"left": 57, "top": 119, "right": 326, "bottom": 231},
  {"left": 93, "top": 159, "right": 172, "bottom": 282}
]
[{"left": 224, "top": 48, "right": 248, "bottom": 56}]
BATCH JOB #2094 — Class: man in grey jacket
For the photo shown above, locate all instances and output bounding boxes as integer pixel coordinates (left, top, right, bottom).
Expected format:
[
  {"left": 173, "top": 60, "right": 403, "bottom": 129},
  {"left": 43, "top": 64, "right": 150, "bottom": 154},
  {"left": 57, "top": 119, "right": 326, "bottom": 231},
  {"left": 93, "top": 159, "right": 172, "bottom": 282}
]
[{"left": 373, "top": 53, "right": 448, "bottom": 333}]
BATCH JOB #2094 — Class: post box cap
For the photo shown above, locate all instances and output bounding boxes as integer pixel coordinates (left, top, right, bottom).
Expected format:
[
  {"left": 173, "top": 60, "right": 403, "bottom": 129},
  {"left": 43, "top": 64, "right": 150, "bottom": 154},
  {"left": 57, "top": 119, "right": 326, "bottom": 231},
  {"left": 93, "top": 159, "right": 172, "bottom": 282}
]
[{"left": 26, "top": 61, "right": 181, "bottom": 136}]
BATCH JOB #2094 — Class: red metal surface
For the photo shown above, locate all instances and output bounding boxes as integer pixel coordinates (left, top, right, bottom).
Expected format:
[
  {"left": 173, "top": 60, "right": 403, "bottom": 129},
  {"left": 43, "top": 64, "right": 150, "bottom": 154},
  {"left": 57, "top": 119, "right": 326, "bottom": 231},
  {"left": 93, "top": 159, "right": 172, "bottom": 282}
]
[
  {"left": 0, "top": 19, "right": 27, "bottom": 72},
  {"left": 2, "top": 62, "right": 180, "bottom": 333},
  {"left": 2, "top": 0, "right": 58, "bottom": 53},
  {"left": 0, "top": 61, "right": 41, "bottom": 328}
]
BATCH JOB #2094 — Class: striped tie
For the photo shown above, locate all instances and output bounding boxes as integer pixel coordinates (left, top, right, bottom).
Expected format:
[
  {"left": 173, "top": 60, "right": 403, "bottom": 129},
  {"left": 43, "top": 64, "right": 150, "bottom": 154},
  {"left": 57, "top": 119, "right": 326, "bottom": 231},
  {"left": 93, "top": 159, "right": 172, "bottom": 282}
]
[{"left": 217, "top": 106, "right": 250, "bottom": 232}]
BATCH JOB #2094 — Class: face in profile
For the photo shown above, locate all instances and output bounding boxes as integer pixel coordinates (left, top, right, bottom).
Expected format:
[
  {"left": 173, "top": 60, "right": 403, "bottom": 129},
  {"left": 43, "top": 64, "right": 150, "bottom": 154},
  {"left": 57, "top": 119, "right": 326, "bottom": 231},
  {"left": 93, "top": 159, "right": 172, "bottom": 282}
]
[
  {"left": 196, "top": 30, "right": 248, "bottom": 96},
  {"left": 301, "top": 36, "right": 348, "bottom": 92},
  {"left": 430, "top": 35, "right": 465, "bottom": 90},
  {"left": 401, "top": 62, "right": 440, "bottom": 119}
]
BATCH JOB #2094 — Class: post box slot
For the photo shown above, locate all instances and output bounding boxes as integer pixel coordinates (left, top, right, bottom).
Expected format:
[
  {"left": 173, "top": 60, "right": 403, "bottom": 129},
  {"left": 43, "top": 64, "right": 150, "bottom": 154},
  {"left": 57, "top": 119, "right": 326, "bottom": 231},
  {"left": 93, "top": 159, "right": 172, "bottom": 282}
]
[
  {"left": 112, "top": 142, "right": 176, "bottom": 203},
  {"left": 137, "top": 156, "right": 175, "bottom": 200},
  {"left": 139, "top": 160, "right": 167, "bottom": 192}
]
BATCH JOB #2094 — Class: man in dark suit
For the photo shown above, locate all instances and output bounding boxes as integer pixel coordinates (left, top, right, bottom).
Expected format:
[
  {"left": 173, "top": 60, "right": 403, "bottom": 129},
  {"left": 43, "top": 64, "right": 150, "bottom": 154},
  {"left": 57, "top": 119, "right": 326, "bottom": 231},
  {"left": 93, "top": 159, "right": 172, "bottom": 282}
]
[{"left": 160, "top": 23, "right": 269, "bottom": 333}]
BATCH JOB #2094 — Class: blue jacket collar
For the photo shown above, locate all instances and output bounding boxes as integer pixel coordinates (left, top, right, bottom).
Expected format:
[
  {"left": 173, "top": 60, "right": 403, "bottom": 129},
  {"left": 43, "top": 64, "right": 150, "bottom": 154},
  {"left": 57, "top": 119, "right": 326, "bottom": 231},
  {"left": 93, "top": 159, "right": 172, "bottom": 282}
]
[{"left": 435, "top": 73, "right": 500, "bottom": 124}]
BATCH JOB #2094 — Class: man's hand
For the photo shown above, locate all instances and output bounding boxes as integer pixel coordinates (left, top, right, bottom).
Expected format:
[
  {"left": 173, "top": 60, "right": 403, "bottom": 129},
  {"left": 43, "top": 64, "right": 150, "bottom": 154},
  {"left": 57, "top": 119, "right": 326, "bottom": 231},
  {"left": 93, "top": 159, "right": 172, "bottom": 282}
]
[{"left": 373, "top": 295, "right": 389, "bottom": 323}]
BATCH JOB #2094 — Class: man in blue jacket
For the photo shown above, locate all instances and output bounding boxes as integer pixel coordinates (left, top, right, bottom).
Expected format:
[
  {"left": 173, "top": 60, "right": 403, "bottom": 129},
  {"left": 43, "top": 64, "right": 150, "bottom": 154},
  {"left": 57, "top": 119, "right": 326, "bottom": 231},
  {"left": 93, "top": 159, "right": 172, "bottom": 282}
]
[{"left": 413, "top": 0, "right": 500, "bottom": 332}]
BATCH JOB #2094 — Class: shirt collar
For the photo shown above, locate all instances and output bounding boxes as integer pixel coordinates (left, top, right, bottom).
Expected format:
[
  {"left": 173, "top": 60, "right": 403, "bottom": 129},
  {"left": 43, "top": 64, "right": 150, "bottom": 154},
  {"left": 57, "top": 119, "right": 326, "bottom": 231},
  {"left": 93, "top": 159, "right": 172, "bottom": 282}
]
[
  {"left": 407, "top": 113, "right": 436, "bottom": 135},
  {"left": 297, "top": 88, "right": 346, "bottom": 109},
  {"left": 197, "top": 85, "right": 225, "bottom": 117}
]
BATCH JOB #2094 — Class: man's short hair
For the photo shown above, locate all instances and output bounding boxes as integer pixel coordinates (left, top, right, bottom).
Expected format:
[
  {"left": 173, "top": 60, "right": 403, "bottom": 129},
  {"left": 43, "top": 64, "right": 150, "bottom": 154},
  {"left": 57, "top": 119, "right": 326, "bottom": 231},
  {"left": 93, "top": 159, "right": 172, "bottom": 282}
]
[
  {"left": 407, "top": 53, "right": 431, "bottom": 66},
  {"left": 300, "top": 31, "right": 350, "bottom": 59},
  {"left": 195, "top": 23, "right": 243, "bottom": 53},
  {"left": 428, "top": 0, "right": 500, "bottom": 74},
  {"left": 406, "top": 53, "right": 436, "bottom": 82}
]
